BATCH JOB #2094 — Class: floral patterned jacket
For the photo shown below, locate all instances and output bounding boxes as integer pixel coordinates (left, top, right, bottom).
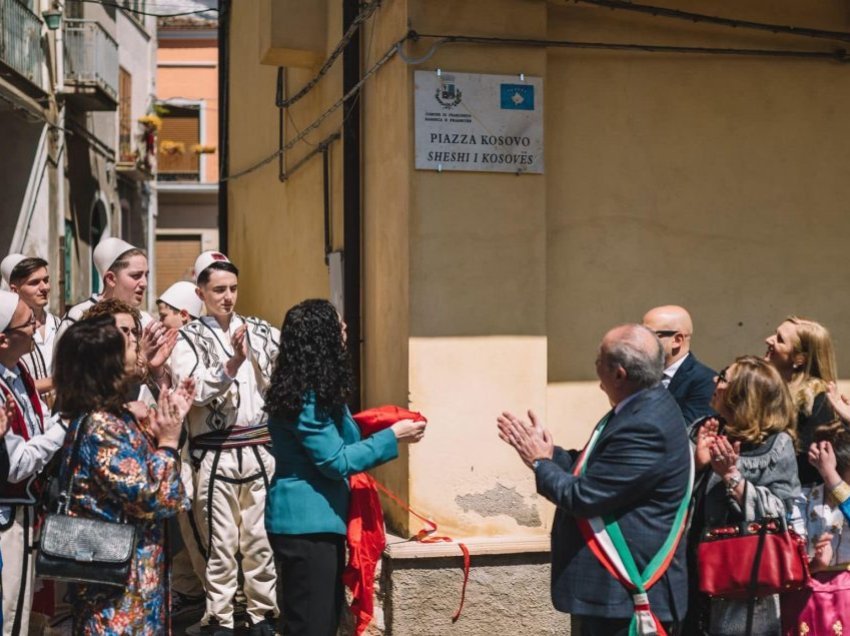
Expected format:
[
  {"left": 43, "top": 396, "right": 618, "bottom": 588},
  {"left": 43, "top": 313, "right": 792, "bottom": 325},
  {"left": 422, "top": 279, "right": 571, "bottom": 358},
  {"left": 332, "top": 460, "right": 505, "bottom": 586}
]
[{"left": 60, "top": 410, "right": 189, "bottom": 635}]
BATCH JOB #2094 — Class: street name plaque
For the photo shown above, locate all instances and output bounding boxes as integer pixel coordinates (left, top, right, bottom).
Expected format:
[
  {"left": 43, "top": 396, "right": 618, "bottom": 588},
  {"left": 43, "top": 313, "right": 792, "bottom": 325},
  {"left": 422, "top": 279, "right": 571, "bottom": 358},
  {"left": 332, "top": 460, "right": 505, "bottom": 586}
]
[{"left": 414, "top": 70, "right": 544, "bottom": 174}]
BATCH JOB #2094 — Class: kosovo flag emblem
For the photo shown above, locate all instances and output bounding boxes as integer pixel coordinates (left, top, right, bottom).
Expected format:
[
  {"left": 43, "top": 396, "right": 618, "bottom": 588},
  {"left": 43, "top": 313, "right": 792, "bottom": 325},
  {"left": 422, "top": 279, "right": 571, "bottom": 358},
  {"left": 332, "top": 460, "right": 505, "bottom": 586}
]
[{"left": 500, "top": 84, "right": 534, "bottom": 110}]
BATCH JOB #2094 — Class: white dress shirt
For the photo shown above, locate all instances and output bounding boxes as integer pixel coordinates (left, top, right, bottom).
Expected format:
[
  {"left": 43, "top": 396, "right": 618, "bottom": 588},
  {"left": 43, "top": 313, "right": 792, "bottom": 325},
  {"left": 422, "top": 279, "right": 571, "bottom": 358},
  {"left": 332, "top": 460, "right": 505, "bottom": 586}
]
[{"left": 661, "top": 353, "right": 689, "bottom": 389}]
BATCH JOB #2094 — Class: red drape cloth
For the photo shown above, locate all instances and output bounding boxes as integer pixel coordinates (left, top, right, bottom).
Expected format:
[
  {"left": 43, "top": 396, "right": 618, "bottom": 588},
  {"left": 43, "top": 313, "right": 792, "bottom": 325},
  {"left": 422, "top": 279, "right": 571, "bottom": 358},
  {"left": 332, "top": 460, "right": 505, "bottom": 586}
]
[{"left": 344, "top": 407, "right": 426, "bottom": 635}]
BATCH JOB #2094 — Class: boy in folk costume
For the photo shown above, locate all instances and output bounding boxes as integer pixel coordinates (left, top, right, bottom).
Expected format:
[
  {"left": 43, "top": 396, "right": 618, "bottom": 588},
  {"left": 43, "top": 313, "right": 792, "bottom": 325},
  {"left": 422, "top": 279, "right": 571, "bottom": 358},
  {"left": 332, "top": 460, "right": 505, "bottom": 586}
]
[
  {"left": 1, "top": 256, "right": 60, "bottom": 400},
  {"left": 0, "top": 291, "right": 67, "bottom": 636},
  {"left": 169, "top": 252, "right": 279, "bottom": 635},
  {"left": 156, "top": 281, "right": 208, "bottom": 621},
  {"left": 158, "top": 280, "right": 203, "bottom": 330}
]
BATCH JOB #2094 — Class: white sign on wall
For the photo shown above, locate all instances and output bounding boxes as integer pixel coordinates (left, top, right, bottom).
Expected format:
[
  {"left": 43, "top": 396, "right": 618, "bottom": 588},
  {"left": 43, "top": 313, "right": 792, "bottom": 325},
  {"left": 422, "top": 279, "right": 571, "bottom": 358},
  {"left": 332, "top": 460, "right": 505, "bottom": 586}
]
[{"left": 414, "top": 70, "right": 544, "bottom": 174}]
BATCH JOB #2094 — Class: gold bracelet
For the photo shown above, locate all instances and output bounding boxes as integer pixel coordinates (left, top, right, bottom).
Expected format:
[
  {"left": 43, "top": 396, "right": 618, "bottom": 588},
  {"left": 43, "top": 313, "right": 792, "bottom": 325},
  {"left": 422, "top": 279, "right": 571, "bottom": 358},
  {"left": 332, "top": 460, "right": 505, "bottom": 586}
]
[{"left": 831, "top": 481, "right": 850, "bottom": 505}]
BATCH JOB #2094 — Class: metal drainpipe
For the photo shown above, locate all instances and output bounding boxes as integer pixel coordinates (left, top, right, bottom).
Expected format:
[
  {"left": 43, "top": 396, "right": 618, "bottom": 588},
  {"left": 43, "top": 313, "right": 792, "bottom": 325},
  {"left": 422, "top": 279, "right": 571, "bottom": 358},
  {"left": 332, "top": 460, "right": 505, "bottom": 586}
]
[
  {"left": 342, "top": 0, "right": 362, "bottom": 411},
  {"left": 217, "top": 0, "right": 230, "bottom": 253},
  {"left": 54, "top": 5, "right": 67, "bottom": 313}
]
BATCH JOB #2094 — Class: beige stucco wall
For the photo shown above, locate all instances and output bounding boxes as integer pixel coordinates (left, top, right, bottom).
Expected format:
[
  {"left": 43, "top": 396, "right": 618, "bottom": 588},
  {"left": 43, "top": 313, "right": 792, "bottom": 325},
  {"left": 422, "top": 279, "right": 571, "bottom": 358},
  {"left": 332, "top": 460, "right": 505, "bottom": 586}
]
[
  {"left": 228, "top": 0, "right": 347, "bottom": 325},
  {"left": 360, "top": 0, "right": 413, "bottom": 531},
  {"left": 228, "top": 0, "right": 850, "bottom": 540}
]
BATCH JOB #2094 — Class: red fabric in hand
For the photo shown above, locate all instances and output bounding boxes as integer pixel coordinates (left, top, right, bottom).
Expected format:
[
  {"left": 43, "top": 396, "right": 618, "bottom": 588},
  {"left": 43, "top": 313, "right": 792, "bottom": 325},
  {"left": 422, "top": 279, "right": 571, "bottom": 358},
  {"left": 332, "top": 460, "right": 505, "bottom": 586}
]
[
  {"left": 351, "top": 406, "right": 426, "bottom": 438},
  {"left": 344, "top": 405, "right": 426, "bottom": 635}
]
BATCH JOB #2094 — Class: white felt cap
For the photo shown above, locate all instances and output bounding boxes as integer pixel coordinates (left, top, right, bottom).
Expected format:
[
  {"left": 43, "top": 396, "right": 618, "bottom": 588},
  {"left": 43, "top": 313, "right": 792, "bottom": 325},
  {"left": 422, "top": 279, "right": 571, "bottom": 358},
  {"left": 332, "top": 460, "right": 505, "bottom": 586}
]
[
  {"left": 94, "top": 237, "right": 138, "bottom": 278},
  {"left": 0, "top": 290, "right": 20, "bottom": 332},
  {"left": 158, "top": 281, "right": 203, "bottom": 318},
  {"left": 193, "top": 250, "right": 231, "bottom": 282},
  {"left": 0, "top": 254, "right": 27, "bottom": 287}
]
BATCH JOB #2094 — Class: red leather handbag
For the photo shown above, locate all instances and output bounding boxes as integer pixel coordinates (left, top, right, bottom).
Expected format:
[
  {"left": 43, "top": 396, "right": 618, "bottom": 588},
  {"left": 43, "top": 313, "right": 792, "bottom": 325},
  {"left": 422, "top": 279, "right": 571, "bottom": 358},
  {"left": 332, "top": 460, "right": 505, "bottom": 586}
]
[{"left": 697, "top": 516, "right": 810, "bottom": 600}]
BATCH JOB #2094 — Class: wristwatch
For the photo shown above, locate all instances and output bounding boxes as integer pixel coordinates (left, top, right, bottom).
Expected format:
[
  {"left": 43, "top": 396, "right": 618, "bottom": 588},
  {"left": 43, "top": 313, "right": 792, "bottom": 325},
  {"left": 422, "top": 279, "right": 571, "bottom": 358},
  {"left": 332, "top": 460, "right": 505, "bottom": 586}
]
[
  {"left": 725, "top": 471, "right": 743, "bottom": 494},
  {"left": 532, "top": 458, "right": 542, "bottom": 471}
]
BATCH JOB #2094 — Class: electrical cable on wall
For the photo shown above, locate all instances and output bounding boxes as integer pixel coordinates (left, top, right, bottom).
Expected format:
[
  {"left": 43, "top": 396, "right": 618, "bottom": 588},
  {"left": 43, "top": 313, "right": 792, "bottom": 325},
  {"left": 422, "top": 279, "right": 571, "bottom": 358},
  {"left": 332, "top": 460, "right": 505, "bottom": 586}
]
[
  {"left": 222, "top": 32, "right": 405, "bottom": 182},
  {"left": 222, "top": 8, "right": 850, "bottom": 182},
  {"left": 405, "top": 31, "right": 850, "bottom": 62},
  {"left": 277, "top": 0, "right": 381, "bottom": 109},
  {"left": 0, "top": 92, "right": 74, "bottom": 134},
  {"left": 572, "top": 0, "right": 850, "bottom": 43}
]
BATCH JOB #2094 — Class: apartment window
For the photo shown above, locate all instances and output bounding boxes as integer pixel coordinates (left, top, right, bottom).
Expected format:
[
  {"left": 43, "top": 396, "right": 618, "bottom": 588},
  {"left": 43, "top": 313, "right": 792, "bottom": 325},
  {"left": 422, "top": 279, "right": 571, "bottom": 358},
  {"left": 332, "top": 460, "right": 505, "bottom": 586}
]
[
  {"left": 120, "top": 1, "right": 147, "bottom": 28},
  {"left": 158, "top": 105, "right": 201, "bottom": 182},
  {"left": 119, "top": 67, "right": 133, "bottom": 162}
]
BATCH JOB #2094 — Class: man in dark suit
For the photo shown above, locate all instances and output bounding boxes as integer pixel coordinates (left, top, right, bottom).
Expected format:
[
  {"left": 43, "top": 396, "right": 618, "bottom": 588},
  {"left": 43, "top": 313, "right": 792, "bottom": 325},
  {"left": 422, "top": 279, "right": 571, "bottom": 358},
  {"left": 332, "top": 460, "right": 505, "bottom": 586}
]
[
  {"left": 642, "top": 305, "right": 716, "bottom": 425},
  {"left": 498, "top": 324, "right": 691, "bottom": 636}
]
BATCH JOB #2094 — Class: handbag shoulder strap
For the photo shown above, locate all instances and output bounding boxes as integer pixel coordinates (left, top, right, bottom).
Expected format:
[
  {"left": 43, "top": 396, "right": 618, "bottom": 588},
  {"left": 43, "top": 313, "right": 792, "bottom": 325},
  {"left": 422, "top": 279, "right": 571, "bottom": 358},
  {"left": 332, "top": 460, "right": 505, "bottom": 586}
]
[{"left": 56, "top": 414, "right": 92, "bottom": 513}]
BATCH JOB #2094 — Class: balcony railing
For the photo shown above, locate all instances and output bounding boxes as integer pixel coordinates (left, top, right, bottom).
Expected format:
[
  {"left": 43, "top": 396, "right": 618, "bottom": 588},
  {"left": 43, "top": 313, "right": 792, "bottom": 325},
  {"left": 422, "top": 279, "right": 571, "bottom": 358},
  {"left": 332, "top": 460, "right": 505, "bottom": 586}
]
[
  {"left": 158, "top": 150, "right": 200, "bottom": 181},
  {"left": 0, "top": 0, "right": 45, "bottom": 93},
  {"left": 64, "top": 19, "right": 118, "bottom": 109}
]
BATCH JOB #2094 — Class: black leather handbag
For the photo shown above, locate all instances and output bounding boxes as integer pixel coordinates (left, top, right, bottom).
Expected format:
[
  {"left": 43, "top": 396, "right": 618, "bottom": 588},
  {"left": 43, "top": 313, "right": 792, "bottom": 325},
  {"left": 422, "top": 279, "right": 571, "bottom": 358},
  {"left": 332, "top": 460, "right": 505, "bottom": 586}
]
[{"left": 35, "top": 416, "right": 138, "bottom": 587}]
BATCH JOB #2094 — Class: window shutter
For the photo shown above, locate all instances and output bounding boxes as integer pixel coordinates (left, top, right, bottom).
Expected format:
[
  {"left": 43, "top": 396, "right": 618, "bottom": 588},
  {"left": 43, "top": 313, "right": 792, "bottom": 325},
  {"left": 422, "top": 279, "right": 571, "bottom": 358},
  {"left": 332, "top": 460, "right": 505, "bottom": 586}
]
[{"left": 159, "top": 111, "right": 201, "bottom": 177}]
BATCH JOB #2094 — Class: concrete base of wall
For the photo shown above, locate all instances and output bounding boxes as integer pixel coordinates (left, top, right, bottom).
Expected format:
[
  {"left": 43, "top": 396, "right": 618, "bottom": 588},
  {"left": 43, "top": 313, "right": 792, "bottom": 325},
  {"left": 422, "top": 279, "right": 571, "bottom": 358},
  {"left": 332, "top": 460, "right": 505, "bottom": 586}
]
[{"left": 371, "top": 537, "right": 570, "bottom": 636}]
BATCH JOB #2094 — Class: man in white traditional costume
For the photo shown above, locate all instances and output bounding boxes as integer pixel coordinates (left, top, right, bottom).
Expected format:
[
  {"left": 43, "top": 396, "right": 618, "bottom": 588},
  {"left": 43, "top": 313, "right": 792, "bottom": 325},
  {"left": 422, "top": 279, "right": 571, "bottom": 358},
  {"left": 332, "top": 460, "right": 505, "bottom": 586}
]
[
  {"left": 56, "top": 237, "right": 155, "bottom": 340},
  {"left": 0, "top": 290, "right": 67, "bottom": 636},
  {"left": 1, "top": 255, "right": 60, "bottom": 400},
  {"left": 170, "top": 252, "right": 279, "bottom": 636},
  {"left": 57, "top": 238, "right": 176, "bottom": 397}
]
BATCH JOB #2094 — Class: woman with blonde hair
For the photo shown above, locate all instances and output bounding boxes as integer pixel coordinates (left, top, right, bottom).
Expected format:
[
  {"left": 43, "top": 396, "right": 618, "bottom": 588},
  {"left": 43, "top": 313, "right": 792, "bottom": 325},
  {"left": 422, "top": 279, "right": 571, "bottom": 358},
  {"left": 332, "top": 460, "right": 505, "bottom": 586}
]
[
  {"left": 764, "top": 316, "right": 838, "bottom": 484},
  {"left": 689, "top": 356, "right": 800, "bottom": 635}
]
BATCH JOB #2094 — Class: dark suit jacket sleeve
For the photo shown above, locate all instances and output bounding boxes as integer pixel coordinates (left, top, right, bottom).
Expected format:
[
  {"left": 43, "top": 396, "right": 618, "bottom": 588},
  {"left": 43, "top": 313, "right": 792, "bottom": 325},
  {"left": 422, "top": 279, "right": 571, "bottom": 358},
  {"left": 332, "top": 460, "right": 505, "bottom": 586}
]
[
  {"left": 678, "top": 378, "right": 716, "bottom": 425},
  {"left": 672, "top": 356, "right": 716, "bottom": 424},
  {"left": 535, "top": 420, "right": 666, "bottom": 519},
  {"left": 551, "top": 446, "right": 578, "bottom": 472}
]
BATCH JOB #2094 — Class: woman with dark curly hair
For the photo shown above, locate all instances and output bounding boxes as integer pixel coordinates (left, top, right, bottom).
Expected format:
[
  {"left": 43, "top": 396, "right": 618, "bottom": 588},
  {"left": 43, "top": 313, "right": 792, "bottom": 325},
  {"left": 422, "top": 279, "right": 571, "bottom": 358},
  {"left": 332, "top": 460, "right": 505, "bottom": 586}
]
[{"left": 264, "top": 299, "right": 426, "bottom": 636}]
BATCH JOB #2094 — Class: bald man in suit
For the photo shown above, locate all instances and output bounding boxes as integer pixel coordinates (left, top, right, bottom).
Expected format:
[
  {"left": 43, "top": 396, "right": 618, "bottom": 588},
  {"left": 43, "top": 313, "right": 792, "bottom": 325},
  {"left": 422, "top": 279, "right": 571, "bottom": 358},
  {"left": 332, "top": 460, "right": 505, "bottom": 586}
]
[{"left": 642, "top": 305, "right": 716, "bottom": 426}]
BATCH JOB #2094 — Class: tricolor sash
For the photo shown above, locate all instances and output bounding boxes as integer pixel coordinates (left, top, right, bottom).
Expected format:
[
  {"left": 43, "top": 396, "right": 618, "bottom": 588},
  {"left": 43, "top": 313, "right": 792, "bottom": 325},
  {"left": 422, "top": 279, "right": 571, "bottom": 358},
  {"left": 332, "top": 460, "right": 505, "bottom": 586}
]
[{"left": 572, "top": 413, "right": 694, "bottom": 636}]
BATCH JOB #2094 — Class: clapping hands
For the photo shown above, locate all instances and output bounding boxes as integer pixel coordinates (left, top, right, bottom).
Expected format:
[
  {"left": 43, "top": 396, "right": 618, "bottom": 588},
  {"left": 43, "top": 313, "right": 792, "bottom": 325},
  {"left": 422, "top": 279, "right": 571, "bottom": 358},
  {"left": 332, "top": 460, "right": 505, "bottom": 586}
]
[
  {"left": 809, "top": 440, "right": 841, "bottom": 488},
  {"left": 140, "top": 321, "right": 178, "bottom": 385},
  {"left": 148, "top": 378, "right": 196, "bottom": 450},
  {"left": 695, "top": 418, "right": 720, "bottom": 470},
  {"left": 225, "top": 325, "right": 249, "bottom": 378},
  {"left": 497, "top": 410, "right": 554, "bottom": 469},
  {"left": 709, "top": 434, "right": 740, "bottom": 479},
  {"left": 826, "top": 382, "right": 850, "bottom": 424},
  {"left": 811, "top": 532, "right": 835, "bottom": 572}
]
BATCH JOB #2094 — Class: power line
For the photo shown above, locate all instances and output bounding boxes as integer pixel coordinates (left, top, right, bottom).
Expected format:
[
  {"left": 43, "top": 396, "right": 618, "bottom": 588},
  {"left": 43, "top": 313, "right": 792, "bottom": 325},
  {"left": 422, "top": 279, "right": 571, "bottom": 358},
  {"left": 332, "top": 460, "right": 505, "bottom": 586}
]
[
  {"left": 276, "top": 0, "right": 381, "bottom": 109},
  {"left": 407, "top": 30, "right": 850, "bottom": 62},
  {"left": 222, "top": 32, "right": 406, "bottom": 182},
  {"left": 68, "top": 0, "right": 218, "bottom": 18},
  {"left": 572, "top": 0, "right": 850, "bottom": 44}
]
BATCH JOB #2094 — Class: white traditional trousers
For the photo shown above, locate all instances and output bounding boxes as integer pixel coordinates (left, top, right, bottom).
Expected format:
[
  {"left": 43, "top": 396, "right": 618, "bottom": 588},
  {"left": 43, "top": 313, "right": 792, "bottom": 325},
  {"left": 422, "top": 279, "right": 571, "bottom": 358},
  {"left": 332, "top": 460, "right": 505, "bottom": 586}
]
[
  {"left": 0, "top": 506, "right": 35, "bottom": 636},
  {"left": 194, "top": 444, "right": 277, "bottom": 628},
  {"left": 173, "top": 458, "right": 206, "bottom": 597}
]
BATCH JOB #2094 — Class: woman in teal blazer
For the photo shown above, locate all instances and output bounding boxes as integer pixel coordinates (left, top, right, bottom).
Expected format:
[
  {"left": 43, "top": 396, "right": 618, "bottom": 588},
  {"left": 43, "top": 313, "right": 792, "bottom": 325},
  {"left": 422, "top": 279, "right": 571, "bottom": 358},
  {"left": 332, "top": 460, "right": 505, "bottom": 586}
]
[{"left": 264, "top": 299, "right": 425, "bottom": 636}]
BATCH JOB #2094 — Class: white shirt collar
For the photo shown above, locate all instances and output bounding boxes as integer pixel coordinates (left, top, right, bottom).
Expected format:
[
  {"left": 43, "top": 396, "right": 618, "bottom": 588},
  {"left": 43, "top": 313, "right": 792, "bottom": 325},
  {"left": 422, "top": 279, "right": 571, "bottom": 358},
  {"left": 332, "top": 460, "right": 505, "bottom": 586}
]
[
  {"left": 662, "top": 353, "right": 690, "bottom": 388},
  {"left": 201, "top": 314, "right": 243, "bottom": 333},
  {"left": 614, "top": 387, "right": 650, "bottom": 414},
  {"left": 0, "top": 362, "right": 17, "bottom": 383},
  {"left": 33, "top": 312, "right": 59, "bottom": 346}
]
